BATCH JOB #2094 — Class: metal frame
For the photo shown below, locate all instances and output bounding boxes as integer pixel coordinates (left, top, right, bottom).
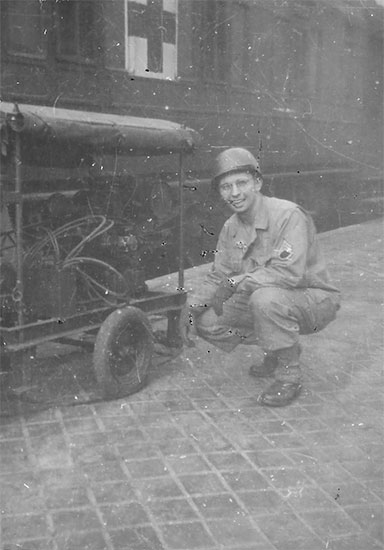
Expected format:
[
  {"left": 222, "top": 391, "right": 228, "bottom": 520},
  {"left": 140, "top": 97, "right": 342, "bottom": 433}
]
[{"left": 0, "top": 102, "right": 199, "bottom": 358}]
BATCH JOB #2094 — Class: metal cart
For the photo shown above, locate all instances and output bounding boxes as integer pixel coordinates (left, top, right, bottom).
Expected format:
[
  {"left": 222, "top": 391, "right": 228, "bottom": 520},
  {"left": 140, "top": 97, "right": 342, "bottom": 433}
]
[{"left": 0, "top": 102, "right": 200, "bottom": 399}]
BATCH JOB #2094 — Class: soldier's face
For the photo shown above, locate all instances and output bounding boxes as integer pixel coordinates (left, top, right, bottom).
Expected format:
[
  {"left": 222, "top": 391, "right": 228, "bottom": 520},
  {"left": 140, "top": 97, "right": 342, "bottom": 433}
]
[{"left": 218, "top": 172, "right": 262, "bottom": 214}]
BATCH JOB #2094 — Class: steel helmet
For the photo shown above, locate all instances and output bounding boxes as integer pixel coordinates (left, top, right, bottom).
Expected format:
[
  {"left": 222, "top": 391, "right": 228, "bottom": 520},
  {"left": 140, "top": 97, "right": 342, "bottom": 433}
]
[{"left": 212, "top": 147, "right": 260, "bottom": 189}]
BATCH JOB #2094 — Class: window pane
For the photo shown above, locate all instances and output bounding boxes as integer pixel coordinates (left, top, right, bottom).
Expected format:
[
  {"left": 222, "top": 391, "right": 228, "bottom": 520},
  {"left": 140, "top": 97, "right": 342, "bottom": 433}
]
[
  {"left": 56, "top": 0, "right": 96, "bottom": 61},
  {"left": 79, "top": 2, "right": 96, "bottom": 59},
  {"left": 104, "top": 0, "right": 126, "bottom": 69},
  {"left": 7, "top": 0, "right": 47, "bottom": 57},
  {"left": 57, "top": 1, "right": 78, "bottom": 56}
]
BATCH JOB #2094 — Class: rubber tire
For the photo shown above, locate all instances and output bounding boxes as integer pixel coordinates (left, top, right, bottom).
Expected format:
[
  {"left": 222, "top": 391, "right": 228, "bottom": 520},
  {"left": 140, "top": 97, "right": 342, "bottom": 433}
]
[{"left": 93, "top": 306, "right": 154, "bottom": 399}]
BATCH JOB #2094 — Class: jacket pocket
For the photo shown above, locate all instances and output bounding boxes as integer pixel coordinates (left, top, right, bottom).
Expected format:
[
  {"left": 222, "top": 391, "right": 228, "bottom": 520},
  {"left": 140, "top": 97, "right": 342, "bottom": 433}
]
[{"left": 300, "top": 290, "right": 340, "bottom": 334}]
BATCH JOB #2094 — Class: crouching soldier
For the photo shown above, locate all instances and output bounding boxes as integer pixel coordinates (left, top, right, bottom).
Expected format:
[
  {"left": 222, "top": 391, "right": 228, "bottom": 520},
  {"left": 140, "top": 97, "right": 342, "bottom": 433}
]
[{"left": 186, "top": 148, "right": 340, "bottom": 407}]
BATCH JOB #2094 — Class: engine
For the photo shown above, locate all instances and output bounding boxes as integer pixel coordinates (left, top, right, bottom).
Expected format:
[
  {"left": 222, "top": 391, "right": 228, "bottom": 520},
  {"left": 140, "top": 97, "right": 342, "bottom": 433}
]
[{"left": 0, "top": 177, "right": 178, "bottom": 326}]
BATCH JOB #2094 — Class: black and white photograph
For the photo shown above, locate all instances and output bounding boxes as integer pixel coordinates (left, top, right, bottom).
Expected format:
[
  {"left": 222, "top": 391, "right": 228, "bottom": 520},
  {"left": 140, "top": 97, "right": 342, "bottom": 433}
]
[{"left": 0, "top": 0, "right": 383, "bottom": 548}]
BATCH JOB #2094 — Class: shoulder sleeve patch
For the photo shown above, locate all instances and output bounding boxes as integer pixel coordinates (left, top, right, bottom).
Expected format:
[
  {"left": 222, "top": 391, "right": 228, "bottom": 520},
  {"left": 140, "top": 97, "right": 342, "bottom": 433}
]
[{"left": 276, "top": 239, "right": 293, "bottom": 261}]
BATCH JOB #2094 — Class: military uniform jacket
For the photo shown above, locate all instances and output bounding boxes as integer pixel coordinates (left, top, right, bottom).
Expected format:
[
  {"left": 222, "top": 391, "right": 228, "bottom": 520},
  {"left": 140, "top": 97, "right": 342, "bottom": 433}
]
[{"left": 196, "top": 195, "right": 340, "bottom": 306}]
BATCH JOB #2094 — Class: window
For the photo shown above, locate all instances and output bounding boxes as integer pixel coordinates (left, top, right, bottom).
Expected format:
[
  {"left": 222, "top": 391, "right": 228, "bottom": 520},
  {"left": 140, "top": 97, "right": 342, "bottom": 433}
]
[
  {"left": 193, "top": 0, "right": 229, "bottom": 82},
  {"left": 230, "top": 2, "right": 250, "bottom": 84},
  {"left": 3, "top": 0, "right": 48, "bottom": 58},
  {"left": 104, "top": 0, "right": 178, "bottom": 80},
  {"left": 56, "top": 0, "right": 98, "bottom": 63}
]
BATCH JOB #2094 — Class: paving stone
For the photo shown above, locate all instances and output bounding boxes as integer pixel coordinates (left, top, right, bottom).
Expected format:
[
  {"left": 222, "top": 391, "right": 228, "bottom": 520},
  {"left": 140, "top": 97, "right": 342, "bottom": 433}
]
[
  {"left": 27, "top": 421, "right": 63, "bottom": 438},
  {"left": 51, "top": 508, "right": 102, "bottom": 533},
  {"left": 161, "top": 398, "right": 196, "bottom": 412},
  {"left": 237, "top": 489, "right": 289, "bottom": 516},
  {"left": 71, "top": 442, "right": 117, "bottom": 464},
  {"left": 0, "top": 447, "right": 31, "bottom": 474},
  {"left": 178, "top": 472, "right": 228, "bottom": 495},
  {"left": 188, "top": 387, "right": 221, "bottom": 400},
  {"left": 232, "top": 433, "right": 274, "bottom": 451},
  {"left": 61, "top": 404, "right": 97, "bottom": 419},
  {"left": 365, "top": 479, "right": 384, "bottom": 501},
  {"left": 80, "top": 461, "right": 127, "bottom": 483},
  {"left": 251, "top": 419, "right": 295, "bottom": 435},
  {"left": 167, "top": 454, "right": 212, "bottom": 474},
  {"left": 130, "top": 400, "right": 170, "bottom": 415},
  {"left": 282, "top": 447, "right": 323, "bottom": 466},
  {"left": 262, "top": 467, "right": 314, "bottom": 490},
  {"left": 264, "top": 432, "right": 307, "bottom": 449},
  {"left": 281, "top": 485, "right": 340, "bottom": 511},
  {"left": 256, "top": 510, "right": 320, "bottom": 545},
  {"left": 344, "top": 504, "right": 384, "bottom": 543},
  {"left": 218, "top": 545, "right": 274, "bottom": 550},
  {"left": 0, "top": 479, "right": 44, "bottom": 515},
  {"left": 159, "top": 521, "right": 215, "bottom": 549},
  {"left": 298, "top": 443, "right": 367, "bottom": 463},
  {"left": 31, "top": 435, "right": 73, "bottom": 469},
  {"left": 206, "top": 516, "right": 267, "bottom": 547},
  {"left": 325, "top": 533, "right": 384, "bottom": 550},
  {"left": 98, "top": 414, "right": 139, "bottom": 430},
  {"left": 99, "top": 501, "right": 150, "bottom": 528},
  {"left": 91, "top": 480, "right": 136, "bottom": 504},
  {"left": 222, "top": 470, "right": 271, "bottom": 492},
  {"left": 36, "top": 467, "right": 85, "bottom": 490},
  {"left": 340, "top": 459, "right": 384, "bottom": 481},
  {"left": 1, "top": 513, "right": 49, "bottom": 541},
  {"left": 134, "top": 476, "right": 184, "bottom": 501},
  {"left": 271, "top": 537, "right": 325, "bottom": 550},
  {"left": 322, "top": 481, "right": 382, "bottom": 507},
  {"left": 62, "top": 416, "right": 102, "bottom": 434},
  {"left": 116, "top": 440, "right": 159, "bottom": 460},
  {"left": 301, "top": 461, "right": 356, "bottom": 485},
  {"left": 205, "top": 451, "right": 250, "bottom": 472},
  {"left": 193, "top": 493, "right": 246, "bottom": 519},
  {"left": 1, "top": 538, "right": 53, "bottom": 550},
  {"left": 69, "top": 431, "right": 108, "bottom": 447},
  {"left": 143, "top": 425, "right": 186, "bottom": 442},
  {"left": 124, "top": 457, "right": 169, "bottom": 478},
  {"left": 0, "top": 421, "right": 24, "bottom": 439},
  {"left": 298, "top": 509, "right": 362, "bottom": 539},
  {"left": 191, "top": 397, "right": 230, "bottom": 412},
  {"left": 300, "top": 429, "right": 348, "bottom": 446},
  {"left": 136, "top": 412, "right": 178, "bottom": 429},
  {"left": 245, "top": 449, "right": 295, "bottom": 469},
  {"left": 108, "top": 525, "right": 164, "bottom": 550},
  {"left": 285, "top": 417, "right": 328, "bottom": 432},
  {"left": 53, "top": 529, "right": 108, "bottom": 550},
  {"left": 155, "top": 438, "right": 199, "bottom": 457},
  {"left": 44, "top": 485, "right": 91, "bottom": 509},
  {"left": 147, "top": 497, "right": 199, "bottom": 522}
]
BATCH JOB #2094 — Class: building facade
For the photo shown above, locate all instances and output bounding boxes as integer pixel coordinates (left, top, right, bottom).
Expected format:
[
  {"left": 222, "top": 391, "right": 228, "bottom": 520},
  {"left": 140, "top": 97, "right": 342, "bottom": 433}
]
[{"left": 1, "top": 0, "right": 383, "bottom": 272}]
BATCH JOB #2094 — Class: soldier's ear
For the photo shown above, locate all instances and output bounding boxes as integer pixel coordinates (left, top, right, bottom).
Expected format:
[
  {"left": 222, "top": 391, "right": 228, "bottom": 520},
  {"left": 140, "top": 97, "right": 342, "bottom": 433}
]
[{"left": 254, "top": 175, "right": 263, "bottom": 191}]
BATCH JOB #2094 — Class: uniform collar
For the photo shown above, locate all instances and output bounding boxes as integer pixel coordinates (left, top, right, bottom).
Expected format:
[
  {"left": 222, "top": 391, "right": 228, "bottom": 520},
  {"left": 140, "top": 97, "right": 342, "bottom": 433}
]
[{"left": 230, "top": 194, "right": 269, "bottom": 238}]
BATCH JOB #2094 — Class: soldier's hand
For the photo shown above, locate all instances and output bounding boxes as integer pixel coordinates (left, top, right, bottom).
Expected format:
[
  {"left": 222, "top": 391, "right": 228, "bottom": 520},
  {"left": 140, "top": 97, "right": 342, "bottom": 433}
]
[{"left": 212, "top": 279, "right": 238, "bottom": 316}]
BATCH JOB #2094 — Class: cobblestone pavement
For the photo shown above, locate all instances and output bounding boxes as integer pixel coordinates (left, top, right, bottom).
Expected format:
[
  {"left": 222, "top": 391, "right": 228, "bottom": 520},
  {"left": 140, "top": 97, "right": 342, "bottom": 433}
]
[{"left": 0, "top": 219, "right": 383, "bottom": 550}]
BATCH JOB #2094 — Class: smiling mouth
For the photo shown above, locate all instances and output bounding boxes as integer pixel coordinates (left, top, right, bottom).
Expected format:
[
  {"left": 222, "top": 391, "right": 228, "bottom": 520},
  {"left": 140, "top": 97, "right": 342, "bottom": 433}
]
[{"left": 230, "top": 200, "right": 245, "bottom": 207}]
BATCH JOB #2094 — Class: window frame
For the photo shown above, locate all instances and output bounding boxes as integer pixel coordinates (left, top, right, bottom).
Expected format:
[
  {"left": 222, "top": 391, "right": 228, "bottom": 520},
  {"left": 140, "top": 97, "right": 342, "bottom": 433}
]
[
  {"left": 104, "top": 0, "right": 179, "bottom": 80},
  {"left": 1, "top": 0, "right": 49, "bottom": 61},
  {"left": 54, "top": 0, "right": 99, "bottom": 66}
]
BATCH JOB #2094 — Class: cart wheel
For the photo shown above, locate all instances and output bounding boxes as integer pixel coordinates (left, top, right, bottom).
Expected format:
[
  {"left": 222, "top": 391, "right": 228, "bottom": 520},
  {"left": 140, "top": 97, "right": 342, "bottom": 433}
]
[{"left": 93, "top": 306, "right": 153, "bottom": 399}]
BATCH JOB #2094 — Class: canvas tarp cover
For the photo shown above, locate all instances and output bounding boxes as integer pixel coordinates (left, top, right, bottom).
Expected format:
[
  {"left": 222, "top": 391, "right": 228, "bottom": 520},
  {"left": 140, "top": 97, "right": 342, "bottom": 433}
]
[{"left": 0, "top": 102, "right": 199, "bottom": 155}]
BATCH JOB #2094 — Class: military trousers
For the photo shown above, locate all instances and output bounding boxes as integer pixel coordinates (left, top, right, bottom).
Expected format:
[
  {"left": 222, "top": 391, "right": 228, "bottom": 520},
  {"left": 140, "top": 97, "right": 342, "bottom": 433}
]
[{"left": 193, "top": 286, "right": 339, "bottom": 380}]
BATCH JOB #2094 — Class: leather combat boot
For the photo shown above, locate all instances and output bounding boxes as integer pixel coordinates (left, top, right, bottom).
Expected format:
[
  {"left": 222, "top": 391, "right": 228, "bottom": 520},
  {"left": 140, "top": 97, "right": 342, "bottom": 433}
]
[
  {"left": 259, "top": 344, "right": 302, "bottom": 407},
  {"left": 249, "top": 352, "right": 278, "bottom": 378}
]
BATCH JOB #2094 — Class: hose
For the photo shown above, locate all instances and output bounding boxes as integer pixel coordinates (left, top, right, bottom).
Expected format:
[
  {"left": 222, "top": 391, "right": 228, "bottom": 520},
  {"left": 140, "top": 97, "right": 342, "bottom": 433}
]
[
  {"left": 63, "top": 256, "right": 129, "bottom": 305},
  {"left": 24, "top": 215, "right": 113, "bottom": 263}
]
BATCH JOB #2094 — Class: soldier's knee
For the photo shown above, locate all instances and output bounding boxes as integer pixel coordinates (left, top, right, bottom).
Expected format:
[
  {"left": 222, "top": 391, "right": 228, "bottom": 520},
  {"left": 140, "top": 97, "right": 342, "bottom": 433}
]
[
  {"left": 193, "top": 308, "right": 218, "bottom": 337},
  {"left": 249, "top": 288, "right": 283, "bottom": 313}
]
